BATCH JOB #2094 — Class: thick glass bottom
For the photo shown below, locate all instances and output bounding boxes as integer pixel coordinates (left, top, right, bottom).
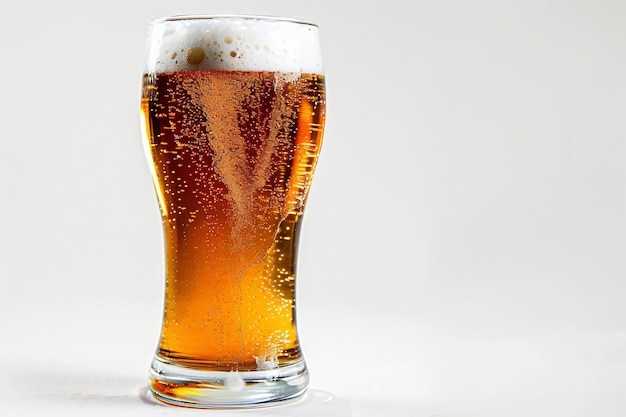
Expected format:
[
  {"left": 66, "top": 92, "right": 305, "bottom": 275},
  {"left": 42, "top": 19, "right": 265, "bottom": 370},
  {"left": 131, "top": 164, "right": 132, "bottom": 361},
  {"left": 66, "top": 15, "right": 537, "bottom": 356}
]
[{"left": 149, "top": 356, "right": 309, "bottom": 408}]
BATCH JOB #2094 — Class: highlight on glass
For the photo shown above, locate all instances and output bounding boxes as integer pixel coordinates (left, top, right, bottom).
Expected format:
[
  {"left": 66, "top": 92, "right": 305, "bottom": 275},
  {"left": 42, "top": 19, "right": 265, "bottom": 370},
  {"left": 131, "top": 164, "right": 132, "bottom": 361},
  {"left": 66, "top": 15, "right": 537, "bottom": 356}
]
[{"left": 140, "top": 15, "right": 326, "bottom": 408}]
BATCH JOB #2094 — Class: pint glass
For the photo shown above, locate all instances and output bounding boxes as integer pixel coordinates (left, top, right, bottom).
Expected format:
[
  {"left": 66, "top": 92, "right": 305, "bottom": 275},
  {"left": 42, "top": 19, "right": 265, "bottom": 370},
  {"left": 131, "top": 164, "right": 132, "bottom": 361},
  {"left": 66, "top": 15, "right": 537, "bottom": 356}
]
[{"left": 140, "top": 16, "right": 325, "bottom": 408}]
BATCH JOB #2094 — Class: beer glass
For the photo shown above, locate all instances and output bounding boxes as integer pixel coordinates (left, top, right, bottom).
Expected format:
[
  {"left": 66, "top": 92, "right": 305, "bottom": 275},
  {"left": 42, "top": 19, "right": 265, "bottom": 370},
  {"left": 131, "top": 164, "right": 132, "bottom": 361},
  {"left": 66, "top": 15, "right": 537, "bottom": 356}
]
[{"left": 140, "top": 15, "right": 325, "bottom": 408}]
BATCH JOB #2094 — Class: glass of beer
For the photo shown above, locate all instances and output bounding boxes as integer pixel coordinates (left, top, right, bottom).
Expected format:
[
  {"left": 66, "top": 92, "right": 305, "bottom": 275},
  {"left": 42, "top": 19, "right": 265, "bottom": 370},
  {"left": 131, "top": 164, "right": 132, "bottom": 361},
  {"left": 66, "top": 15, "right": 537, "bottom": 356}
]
[{"left": 140, "top": 15, "right": 325, "bottom": 408}]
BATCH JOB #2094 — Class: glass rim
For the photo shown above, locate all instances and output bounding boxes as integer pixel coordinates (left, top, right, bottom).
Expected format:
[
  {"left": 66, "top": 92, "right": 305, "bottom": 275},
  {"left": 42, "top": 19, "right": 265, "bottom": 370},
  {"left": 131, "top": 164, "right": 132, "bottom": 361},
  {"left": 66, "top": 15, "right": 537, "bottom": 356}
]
[{"left": 152, "top": 14, "right": 319, "bottom": 28}]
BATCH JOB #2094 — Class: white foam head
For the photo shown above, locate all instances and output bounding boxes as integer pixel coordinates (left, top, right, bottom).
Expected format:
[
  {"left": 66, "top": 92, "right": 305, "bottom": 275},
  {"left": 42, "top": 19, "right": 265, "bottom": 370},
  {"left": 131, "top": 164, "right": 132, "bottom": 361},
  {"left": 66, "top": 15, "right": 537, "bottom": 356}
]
[{"left": 145, "top": 15, "right": 323, "bottom": 74}]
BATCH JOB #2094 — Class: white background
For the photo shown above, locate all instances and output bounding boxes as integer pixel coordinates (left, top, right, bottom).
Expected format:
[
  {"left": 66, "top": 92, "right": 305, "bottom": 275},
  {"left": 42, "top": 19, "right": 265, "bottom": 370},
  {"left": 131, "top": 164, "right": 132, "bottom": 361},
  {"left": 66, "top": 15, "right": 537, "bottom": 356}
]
[{"left": 1, "top": 0, "right": 626, "bottom": 416}]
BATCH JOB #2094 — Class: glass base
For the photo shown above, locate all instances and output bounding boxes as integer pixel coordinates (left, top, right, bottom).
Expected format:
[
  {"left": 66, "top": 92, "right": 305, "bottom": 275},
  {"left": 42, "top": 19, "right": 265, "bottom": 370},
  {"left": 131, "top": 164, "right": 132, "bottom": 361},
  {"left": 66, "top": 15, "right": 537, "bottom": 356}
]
[{"left": 149, "top": 356, "right": 309, "bottom": 408}]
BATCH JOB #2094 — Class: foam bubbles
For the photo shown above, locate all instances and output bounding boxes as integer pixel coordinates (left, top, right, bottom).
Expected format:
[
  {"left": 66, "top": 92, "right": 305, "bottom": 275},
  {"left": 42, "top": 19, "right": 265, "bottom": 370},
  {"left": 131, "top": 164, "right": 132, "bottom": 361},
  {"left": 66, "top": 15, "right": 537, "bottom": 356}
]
[
  {"left": 224, "top": 371, "right": 245, "bottom": 391},
  {"left": 145, "top": 15, "right": 323, "bottom": 74},
  {"left": 255, "top": 356, "right": 279, "bottom": 370}
]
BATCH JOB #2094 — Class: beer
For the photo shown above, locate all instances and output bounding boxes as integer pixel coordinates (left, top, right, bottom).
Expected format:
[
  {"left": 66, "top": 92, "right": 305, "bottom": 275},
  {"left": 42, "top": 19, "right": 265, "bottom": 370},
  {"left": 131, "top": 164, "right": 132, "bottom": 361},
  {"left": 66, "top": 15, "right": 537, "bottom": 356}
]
[
  {"left": 141, "top": 16, "right": 325, "bottom": 407},
  {"left": 142, "top": 69, "right": 325, "bottom": 368}
]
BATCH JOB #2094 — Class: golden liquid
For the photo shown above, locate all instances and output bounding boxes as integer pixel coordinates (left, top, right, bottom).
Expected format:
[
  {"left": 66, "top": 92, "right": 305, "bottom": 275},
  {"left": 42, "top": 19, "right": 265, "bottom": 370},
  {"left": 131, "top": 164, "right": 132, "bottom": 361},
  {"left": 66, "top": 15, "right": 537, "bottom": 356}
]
[{"left": 141, "top": 70, "right": 325, "bottom": 371}]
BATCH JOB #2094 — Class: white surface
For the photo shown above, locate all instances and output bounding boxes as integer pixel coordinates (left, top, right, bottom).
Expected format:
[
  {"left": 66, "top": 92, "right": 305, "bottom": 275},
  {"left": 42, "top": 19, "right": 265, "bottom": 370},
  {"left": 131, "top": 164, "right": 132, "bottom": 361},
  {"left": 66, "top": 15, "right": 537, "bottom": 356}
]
[{"left": 2, "top": 0, "right": 626, "bottom": 416}]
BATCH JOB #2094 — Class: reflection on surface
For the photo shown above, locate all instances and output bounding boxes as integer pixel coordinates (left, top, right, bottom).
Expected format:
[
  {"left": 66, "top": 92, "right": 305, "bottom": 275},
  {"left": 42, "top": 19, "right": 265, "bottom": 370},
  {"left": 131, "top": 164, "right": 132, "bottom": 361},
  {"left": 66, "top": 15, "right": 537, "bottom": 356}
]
[
  {"left": 139, "top": 385, "right": 352, "bottom": 416},
  {"left": 3, "top": 368, "right": 352, "bottom": 416}
]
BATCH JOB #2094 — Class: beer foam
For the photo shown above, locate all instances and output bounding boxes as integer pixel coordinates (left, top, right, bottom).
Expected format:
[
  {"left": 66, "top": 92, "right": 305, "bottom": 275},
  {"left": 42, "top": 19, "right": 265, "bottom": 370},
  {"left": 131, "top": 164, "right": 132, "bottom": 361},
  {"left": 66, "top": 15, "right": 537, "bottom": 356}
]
[{"left": 145, "top": 15, "right": 323, "bottom": 74}]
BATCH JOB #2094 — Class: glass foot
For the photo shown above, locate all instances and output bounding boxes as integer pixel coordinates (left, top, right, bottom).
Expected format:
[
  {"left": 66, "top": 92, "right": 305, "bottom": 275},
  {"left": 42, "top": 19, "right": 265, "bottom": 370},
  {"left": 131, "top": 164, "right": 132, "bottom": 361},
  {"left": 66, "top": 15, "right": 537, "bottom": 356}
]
[{"left": 149, "top": 356, "right": 309, "bottom": 408}]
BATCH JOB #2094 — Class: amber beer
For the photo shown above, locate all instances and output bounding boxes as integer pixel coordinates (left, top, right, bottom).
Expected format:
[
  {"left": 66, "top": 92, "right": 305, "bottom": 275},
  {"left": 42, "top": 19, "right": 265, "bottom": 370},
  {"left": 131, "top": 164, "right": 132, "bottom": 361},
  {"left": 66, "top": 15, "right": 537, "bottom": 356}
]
[{"left": 141, "top": 16, "right": 325, "bottom": 408}]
